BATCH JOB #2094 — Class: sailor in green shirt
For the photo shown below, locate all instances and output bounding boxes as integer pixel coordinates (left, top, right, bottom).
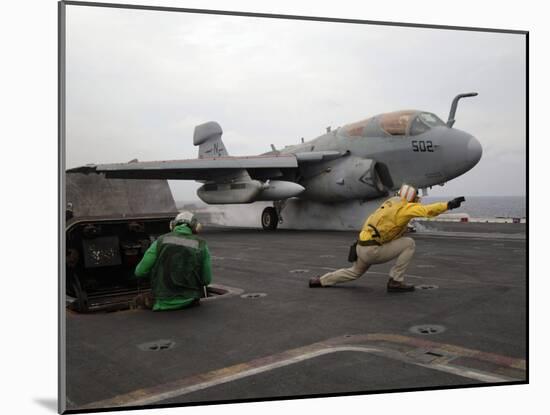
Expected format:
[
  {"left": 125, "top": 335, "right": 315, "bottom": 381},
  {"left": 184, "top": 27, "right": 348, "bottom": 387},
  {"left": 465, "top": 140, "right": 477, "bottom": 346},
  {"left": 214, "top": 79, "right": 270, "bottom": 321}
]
[{"left": 134, "top": 211, "right": 212, "bottom": 311}]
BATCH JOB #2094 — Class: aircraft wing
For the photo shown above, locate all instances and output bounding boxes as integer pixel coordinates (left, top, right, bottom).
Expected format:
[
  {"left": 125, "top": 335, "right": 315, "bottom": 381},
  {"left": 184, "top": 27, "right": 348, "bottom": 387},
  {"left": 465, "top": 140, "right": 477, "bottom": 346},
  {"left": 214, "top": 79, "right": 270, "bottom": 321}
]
[{"left": 67, "top": 152, "right": 341, "bottom": 181}]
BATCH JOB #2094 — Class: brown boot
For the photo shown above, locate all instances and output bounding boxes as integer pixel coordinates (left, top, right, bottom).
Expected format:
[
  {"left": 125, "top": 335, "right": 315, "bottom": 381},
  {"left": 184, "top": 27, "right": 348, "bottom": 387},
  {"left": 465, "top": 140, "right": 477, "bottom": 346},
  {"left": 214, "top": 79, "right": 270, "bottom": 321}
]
[
  {"left": 387, "top": 278, "right": 415, "bottom": 293},
  {"left": 309, "top": 276, "right": 324, "bottom": 288}
]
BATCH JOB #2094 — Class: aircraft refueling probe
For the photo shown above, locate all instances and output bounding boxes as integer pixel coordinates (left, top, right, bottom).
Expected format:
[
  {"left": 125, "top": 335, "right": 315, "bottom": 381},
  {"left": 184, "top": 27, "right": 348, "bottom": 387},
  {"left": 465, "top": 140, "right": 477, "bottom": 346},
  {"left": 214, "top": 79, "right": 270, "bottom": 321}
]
[{"left": 447, "top": 92, "right": 478, "bottom": 128}]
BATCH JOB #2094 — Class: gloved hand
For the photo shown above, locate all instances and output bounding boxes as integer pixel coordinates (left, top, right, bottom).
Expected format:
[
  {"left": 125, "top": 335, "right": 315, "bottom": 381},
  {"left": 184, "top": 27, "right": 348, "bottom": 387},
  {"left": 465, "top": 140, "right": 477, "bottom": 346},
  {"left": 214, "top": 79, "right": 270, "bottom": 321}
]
[{"left": 447, "top": 196, "right": 465, "bottom": 210}]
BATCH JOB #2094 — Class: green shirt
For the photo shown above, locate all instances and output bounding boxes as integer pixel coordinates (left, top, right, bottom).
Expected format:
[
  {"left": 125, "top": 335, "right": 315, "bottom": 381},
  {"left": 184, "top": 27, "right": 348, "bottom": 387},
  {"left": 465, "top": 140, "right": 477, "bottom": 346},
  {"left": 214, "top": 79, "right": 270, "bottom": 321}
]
[{"left": 135, "top": 224, "right": 212, "bottom": 311}]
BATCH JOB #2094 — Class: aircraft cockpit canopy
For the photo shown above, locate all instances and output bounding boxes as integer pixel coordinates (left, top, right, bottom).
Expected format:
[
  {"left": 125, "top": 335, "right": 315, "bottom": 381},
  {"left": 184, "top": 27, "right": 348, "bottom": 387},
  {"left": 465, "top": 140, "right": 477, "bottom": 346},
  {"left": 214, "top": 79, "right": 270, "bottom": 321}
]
[
  {"left": 408, "top": 112, "right": 446, "bottom": 136},
  {"left": 342, "top": 110, "right": 446, "bottom": 138},
  {"left": 379, "top": 111, "right": 446, "bottom": 136},
  {"left": 379, "top": 111, "right": 416, "bottom": 136}
]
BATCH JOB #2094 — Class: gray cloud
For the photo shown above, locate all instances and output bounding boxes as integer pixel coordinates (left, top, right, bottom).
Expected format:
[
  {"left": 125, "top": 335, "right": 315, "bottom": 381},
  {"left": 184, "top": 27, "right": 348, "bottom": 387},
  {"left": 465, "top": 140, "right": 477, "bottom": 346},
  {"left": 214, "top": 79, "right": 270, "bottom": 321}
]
[{"left": 65, "top": 6, "right": 526, "bottom": 200}]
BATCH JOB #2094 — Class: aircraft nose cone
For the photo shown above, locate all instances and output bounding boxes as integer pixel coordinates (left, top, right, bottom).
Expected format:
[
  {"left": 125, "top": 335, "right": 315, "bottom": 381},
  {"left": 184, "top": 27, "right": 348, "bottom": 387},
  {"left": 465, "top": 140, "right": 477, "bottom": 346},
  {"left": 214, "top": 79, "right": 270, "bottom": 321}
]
[
  {"left": 440, "top": 129, "right": 482, "bottom": 180},
  {"left": 467, "top": 136, "right": 482, "bottom": 167}
]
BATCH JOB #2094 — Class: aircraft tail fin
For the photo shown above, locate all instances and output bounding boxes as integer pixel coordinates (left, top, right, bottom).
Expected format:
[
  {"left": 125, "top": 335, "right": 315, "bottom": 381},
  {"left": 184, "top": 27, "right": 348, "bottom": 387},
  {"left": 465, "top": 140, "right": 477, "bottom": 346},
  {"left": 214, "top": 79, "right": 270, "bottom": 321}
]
[{"left": 193, "top": 121, "right": 228, "bottom": 159}]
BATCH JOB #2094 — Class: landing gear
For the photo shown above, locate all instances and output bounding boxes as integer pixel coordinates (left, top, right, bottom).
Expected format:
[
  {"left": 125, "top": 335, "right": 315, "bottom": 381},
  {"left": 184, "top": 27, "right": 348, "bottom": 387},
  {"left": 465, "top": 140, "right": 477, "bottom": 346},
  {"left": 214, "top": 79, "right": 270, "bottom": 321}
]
[
  {"left": 273, "top": 199, "right": 287, "bottom": 224},
  {"left": 261, "top": 199, "right": 289, "bottom": 230},
  {"left": 261, "top": 207, "right": 279, "bottom": 230}
]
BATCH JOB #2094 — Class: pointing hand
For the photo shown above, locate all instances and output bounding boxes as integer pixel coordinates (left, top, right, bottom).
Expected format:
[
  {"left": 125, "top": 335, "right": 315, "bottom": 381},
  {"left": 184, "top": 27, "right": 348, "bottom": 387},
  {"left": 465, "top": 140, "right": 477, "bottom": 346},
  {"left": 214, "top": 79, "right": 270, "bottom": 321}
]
[{"left": 447, "top": 196, "right": 465, "bottom": 210}]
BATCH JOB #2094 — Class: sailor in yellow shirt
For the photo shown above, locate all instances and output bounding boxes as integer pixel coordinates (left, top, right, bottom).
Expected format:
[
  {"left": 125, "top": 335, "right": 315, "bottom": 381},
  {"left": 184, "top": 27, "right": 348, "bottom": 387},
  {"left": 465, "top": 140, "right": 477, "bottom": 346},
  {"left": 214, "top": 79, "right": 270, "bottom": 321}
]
[{"left": 309, "top": 184, "right": 465, "bottom": 292}]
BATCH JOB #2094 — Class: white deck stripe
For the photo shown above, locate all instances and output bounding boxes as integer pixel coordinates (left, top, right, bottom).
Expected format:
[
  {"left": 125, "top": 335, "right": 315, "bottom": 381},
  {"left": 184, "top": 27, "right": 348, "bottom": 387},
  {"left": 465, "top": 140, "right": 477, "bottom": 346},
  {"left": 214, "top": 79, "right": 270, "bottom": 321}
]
[
  {"left": 122, "top": 346, "right": 513, "bottom": 407},
  {"left": 422, "top": 363, "right": 513, "bottom": 383}
]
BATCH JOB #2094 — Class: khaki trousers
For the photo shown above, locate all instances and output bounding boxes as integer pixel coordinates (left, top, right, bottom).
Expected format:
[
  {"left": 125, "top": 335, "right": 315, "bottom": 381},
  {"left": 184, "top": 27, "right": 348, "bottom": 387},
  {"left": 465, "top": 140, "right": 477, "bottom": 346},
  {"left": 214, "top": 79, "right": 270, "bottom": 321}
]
[{"left": 320, "top": 237, "right": 416, "bottom": 286}]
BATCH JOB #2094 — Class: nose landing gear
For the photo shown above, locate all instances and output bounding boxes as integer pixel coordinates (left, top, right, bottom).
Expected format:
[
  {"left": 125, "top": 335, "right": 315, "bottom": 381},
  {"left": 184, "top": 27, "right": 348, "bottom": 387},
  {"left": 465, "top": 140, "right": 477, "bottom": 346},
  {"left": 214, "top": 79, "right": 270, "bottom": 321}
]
[
  {"left": 261, "top": 207, "right": 278, "bottom": 230},
  {"left": 261, "top": 200, "right": 287, "bottom": 230}
]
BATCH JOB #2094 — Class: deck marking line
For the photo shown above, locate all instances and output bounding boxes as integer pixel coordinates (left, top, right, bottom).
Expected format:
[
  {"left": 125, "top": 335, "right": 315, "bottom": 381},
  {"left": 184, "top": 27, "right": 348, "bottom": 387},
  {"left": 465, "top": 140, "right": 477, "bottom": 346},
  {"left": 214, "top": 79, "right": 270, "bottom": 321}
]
[
  {"left": 83, "top": 346, "right": 380, "bottom": 408},
  {"left": 420, "top": 363, "right": 514, "bottom": 383},
  {"left": 80, "top": 337, "right": 522, "bottom": 410},
  {"left": 361, "top": 334, "right": 526, "bottom": 370}
]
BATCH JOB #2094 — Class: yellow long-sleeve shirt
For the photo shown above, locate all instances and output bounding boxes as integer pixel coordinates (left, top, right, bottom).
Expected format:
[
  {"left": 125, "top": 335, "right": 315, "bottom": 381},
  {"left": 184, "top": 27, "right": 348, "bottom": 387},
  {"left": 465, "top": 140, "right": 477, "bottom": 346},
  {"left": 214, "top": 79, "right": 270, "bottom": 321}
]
[{"left": 359, "top": 196, "right": 448, "bottom": 244}]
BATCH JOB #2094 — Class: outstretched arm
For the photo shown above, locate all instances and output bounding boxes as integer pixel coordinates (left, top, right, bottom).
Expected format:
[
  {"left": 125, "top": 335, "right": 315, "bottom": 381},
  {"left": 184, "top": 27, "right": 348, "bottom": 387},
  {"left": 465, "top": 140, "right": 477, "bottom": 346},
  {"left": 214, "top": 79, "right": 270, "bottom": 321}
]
[
  {"left": 401, "top": 201, "right": 449, "bottom": 221},
  {"left": 135, "top": 241, "right": 158, "bottom": 278}
]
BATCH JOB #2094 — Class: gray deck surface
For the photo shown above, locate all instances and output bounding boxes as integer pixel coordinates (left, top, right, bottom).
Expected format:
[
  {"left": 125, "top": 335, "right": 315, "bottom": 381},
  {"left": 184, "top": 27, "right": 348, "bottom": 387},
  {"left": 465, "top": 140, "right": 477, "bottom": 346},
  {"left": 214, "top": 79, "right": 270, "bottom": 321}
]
[{"left": 65, "top": 223, "right": 527, "bottom": 411}]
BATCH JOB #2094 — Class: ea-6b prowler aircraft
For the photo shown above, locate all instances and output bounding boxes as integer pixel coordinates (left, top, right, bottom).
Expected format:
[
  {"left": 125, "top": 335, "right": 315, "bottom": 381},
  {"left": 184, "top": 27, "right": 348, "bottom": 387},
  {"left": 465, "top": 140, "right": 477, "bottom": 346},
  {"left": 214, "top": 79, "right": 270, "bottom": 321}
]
[{"left": 70, "top": 93, "right": 482, "bottom": 230}]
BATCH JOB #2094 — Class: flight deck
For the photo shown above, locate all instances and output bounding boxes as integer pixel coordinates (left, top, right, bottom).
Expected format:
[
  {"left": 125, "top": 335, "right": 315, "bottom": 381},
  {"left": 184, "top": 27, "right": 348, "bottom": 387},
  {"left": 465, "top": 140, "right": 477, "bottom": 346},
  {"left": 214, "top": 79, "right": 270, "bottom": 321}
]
[{"left": 65, "top": 223, "right": 527, "bottom": 412}]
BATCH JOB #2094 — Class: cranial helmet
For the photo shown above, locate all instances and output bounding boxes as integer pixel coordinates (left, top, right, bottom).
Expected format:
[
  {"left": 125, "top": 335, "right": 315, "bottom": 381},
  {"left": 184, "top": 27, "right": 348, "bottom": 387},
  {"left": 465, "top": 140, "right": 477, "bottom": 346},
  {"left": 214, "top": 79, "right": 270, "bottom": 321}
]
[
  {"left": 170, "top": 210, "right": 200, "bottom": 232},
  {"left": 398, "top": 184, "right": 418, "bottom": 202}
]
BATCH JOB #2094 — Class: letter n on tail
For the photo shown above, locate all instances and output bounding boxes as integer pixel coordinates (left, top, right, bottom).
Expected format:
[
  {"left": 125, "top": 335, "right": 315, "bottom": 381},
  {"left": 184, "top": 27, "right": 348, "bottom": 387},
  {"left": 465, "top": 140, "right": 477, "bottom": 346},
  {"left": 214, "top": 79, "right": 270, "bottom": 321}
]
[{"left": 193, "top": 121, "right": 228, "bottom": 159}]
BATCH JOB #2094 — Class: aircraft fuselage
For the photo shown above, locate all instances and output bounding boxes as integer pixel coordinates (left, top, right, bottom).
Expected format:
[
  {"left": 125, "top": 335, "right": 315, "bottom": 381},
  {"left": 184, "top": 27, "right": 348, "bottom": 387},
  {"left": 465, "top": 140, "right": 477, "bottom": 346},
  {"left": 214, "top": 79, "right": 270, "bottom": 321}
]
[{"left": 277, "top": 110, "right": 481, "bottom": 202}]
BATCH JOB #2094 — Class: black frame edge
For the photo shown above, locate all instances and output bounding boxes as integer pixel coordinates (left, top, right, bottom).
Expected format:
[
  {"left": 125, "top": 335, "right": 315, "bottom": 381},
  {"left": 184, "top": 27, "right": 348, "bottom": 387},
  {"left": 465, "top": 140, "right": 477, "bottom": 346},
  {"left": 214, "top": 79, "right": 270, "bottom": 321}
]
[
  {"left": 63, "top": 1, "right": 528, "bottom": 35},
  {"left": 525, "top": 31, "right": 529, "bottom": 384},
  {"left": 58, "top": 1, "right": 67, "bottom": 414}
]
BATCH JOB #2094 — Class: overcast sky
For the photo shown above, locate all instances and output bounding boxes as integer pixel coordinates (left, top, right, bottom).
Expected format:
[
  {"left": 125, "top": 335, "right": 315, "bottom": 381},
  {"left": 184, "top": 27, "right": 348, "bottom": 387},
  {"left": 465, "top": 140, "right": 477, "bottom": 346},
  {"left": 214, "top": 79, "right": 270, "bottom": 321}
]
[{"left": 65, "top": 5, "right": 526, "bottom": 200}]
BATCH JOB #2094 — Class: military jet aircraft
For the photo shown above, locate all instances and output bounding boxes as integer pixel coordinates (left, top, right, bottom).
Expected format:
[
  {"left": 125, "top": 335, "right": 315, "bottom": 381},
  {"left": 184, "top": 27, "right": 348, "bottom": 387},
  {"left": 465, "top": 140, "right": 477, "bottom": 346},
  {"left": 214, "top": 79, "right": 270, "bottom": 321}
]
[{"left": 69, "top": 93, "right": 482, "bottom": 230}]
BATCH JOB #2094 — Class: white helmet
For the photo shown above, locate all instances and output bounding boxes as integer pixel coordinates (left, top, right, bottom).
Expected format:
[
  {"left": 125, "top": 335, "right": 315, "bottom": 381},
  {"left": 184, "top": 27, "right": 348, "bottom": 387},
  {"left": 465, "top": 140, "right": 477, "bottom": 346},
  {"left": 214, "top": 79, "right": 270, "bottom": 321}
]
[
  {"left": 170, "top": 210, "right": 200, "bottom": 232},
  {"left": 398, "top": 184, "right": 418, "bottom": 202}
]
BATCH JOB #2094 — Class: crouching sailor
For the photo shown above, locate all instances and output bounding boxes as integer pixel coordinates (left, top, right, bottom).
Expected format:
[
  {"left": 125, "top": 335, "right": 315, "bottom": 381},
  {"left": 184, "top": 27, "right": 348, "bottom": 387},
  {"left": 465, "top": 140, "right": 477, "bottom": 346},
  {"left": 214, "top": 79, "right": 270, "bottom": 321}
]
[
  {"left": 309, "top": 184, "right": 464, "bottom": 292},
  {"left": 133, "top": 211, "right": 212, "bottom": 310}
]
